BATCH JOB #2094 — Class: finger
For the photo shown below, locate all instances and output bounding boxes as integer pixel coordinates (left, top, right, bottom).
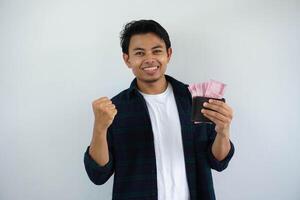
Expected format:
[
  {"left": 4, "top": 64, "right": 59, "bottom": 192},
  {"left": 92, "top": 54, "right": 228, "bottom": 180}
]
[
  {"left": 92, "top": 97, "right": 110, "bottom": 105},
  {"left": 201, "top": 109, "right": 229, "bottom": 123},
  {"left": 203, "top": 113, "right": 221, "bottom": 125},
  {"left": 111, "top": 109, "right": 118, "bottom": 116},
  {"left": 103, "top": 100, "right": 113, "bottom": 106},
  {"left": 208, "top": 99, "right": 232, "bottom": 112},
  {"left": 97, "top": 99, "right": 112, "bottom": 106},
  {"left": 106, "top": 104, "right": 116, "bottom": 109},
  {"left": 113, "top": 109, "right": 118, "bottom": 114},
  {"left": 203, "top": 102, "right": 230, "bottom": 118},
  {"left": 97, "top": 97, "right": 110, "bottom": 102}
]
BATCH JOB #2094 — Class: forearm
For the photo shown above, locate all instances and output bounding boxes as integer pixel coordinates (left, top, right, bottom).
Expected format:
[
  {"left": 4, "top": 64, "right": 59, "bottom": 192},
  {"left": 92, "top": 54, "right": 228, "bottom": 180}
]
[
  {"left": 89, "top": 126, "right": 110, "bottom": 166},
  {"left": 211, "top": 133, "right": 231, "bottom": 161}
]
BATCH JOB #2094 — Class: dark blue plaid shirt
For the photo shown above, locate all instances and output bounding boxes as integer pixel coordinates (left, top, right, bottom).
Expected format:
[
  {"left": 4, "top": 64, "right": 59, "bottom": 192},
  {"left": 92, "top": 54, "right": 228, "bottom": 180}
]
[{"left": 84, "top": 74, "right": 235, "bottom": 200}]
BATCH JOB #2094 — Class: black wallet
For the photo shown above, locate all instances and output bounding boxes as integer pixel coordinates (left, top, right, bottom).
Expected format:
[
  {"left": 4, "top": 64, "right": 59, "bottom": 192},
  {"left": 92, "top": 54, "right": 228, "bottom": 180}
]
[{"left": 191, "top": 96, "right": 226, "bottom": 123}]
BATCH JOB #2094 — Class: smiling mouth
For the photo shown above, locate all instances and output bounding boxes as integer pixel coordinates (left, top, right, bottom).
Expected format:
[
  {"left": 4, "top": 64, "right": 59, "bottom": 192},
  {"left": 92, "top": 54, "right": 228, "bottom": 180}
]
[
  {"left": 142, "top": 66, "right": 159, "bottom": 71},
  {"left": 142, "top": 65, "right": 160, "bottom": 76}
]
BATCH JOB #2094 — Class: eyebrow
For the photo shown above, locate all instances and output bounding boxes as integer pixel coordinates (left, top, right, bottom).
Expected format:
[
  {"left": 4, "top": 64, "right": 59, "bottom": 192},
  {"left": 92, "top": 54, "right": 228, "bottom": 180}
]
[{"left": 132, "top": 45, "right": 163, "bottom": 51}]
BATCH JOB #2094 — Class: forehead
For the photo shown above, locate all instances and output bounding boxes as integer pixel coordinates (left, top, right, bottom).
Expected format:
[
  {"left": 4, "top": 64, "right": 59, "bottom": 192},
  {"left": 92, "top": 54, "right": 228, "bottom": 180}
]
[{"left": 128, "top": 33, "right": 166, "bottom": 50}]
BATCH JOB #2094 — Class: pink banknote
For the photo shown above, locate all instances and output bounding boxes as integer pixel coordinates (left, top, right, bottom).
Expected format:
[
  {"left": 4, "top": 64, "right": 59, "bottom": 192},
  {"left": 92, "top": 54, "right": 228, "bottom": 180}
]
[{"left": 188, "top": 79, "right": 226, "bottom": 99}]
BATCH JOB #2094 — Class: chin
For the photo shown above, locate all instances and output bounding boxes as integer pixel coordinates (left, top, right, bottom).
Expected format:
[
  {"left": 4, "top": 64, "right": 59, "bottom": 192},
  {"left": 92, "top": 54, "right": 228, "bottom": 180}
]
[
  {"left": 144, "top": 78, "right": 160, "bottom": 83},
  {"left": 139, "top": 74, "right": 163, "bottom": 83}
]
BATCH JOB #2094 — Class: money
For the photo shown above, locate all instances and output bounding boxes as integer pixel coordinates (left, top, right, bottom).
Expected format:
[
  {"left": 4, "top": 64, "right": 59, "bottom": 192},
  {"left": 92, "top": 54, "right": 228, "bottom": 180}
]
[
  {"left": 188, "top": 79, "right": 227, "bottom": 124},
  {"left": 188, "top": 79, "right": 226, "bottom": 99},
  {"left": 205, "top": 79, "right": 226, "bottom": 99}
]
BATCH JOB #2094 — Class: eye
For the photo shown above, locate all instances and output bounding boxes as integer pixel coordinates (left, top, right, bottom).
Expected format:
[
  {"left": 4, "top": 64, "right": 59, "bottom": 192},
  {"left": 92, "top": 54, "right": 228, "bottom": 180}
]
[
  {"left": 135, "top": 52, "right": 144, "bottom": 56},
  {"left": 153, "top": 50, "right": 162, "bottom": 53}
]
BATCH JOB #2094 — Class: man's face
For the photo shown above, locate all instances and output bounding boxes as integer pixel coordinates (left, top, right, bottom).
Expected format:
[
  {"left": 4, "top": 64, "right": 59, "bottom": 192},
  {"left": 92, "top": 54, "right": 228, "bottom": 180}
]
[{"left": 123, "top": 32, "right": 172, "bottom": 83}]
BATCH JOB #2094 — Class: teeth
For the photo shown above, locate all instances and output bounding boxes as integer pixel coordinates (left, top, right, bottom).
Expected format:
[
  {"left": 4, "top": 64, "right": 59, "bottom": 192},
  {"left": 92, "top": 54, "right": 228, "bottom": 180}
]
[{"left": 143, "top": 66, "right": 158, "bottom": 71}]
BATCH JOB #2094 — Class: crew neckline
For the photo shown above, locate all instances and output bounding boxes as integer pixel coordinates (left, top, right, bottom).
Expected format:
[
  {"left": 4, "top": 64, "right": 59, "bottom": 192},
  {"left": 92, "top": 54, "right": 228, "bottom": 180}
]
[{"left": 138, "top": 82, "right": 171, "bottom": 98}]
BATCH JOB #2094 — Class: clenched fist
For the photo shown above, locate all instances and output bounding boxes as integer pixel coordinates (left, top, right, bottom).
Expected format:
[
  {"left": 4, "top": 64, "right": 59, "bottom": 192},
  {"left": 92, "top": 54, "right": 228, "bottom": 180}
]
[{"left": 92, "top": 97, "right": 117, "bottom": 132}]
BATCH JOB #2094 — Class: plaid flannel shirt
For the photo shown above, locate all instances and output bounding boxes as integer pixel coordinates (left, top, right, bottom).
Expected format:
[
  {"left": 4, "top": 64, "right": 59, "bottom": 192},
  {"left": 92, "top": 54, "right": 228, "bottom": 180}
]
[{"left": 84, "top": 74, "right": 235, "bottom": 200}]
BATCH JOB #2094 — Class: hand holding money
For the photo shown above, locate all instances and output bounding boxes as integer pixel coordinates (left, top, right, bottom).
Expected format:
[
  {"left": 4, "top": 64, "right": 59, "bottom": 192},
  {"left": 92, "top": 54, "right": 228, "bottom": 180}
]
[{"left": 188, "top": 79, "right": 233, "bottom": 137}]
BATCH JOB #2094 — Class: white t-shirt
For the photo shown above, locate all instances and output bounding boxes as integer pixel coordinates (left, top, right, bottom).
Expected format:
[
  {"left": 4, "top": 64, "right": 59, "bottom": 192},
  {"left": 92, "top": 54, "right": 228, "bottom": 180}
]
[{"left": 138, "top": 82, "right": 190, "bottom": 200}]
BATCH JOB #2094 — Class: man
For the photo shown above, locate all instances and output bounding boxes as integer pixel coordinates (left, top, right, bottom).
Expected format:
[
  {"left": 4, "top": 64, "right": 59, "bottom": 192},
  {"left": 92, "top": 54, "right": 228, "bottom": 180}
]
[{"left": 84, "top": 19, "right": 235, "bottom": 200}]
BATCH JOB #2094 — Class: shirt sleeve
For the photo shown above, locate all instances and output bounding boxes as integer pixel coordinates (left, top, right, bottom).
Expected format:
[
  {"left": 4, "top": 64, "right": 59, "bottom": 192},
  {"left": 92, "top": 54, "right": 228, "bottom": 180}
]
[
  {"left": 206, "top": 124, "right": 235, "bottom": 172},
  {"left": 83, "top": 129, "right": 115, "bottom": 185}
]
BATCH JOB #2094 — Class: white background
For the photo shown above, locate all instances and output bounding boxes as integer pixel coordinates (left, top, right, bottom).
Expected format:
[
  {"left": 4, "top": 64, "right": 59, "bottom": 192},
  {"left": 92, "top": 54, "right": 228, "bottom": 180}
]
[{"left": 1, "top": 0, "right": 299, "bottom": 199}]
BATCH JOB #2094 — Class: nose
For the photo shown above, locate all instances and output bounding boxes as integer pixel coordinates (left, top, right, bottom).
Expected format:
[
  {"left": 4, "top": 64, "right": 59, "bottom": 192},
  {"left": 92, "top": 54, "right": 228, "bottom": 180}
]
[
  {"left": 145, "top": 59, "right": 155, "bottom": 64},
  {"left": 144, "top": 57, "right": 156, "bottom": 66}
]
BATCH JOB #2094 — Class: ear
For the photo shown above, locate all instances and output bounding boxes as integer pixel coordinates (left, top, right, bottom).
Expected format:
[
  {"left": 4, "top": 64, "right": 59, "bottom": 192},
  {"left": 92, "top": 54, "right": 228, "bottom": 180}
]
[
  {"left": 166, "top": 47, "right": 173, "bottom": 63},
  {"left": 122, "top": 53, "right": 132, "bottom": 69}
]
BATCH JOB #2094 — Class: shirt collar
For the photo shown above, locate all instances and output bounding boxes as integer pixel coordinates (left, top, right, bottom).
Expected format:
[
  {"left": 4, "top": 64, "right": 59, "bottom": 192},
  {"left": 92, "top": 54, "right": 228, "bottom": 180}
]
[{"left": 127, "top": 74, "right": 189, "bottom": 99}]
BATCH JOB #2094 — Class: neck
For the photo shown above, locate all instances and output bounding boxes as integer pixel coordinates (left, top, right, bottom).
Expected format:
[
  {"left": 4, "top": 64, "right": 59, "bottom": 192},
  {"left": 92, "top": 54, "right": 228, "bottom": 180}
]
[{"left": 137, "top": 75, "right": 168, "bottom": 95}]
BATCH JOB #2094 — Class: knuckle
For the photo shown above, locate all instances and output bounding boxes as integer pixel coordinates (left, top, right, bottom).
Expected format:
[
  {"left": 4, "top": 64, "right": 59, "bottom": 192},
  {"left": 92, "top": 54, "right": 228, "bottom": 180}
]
[
  {"left": 99, "top": 97, "right": 107, "bottom": 102},
  {"left": 92, "top": 100, "right": 98, "bottom": 106}
]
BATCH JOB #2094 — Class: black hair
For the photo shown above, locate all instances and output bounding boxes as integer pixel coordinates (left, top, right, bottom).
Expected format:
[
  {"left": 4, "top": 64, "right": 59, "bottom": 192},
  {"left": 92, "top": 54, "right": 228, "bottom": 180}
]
[{"left": 120, "top": 19, "right": 171, "bottom": 54}]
